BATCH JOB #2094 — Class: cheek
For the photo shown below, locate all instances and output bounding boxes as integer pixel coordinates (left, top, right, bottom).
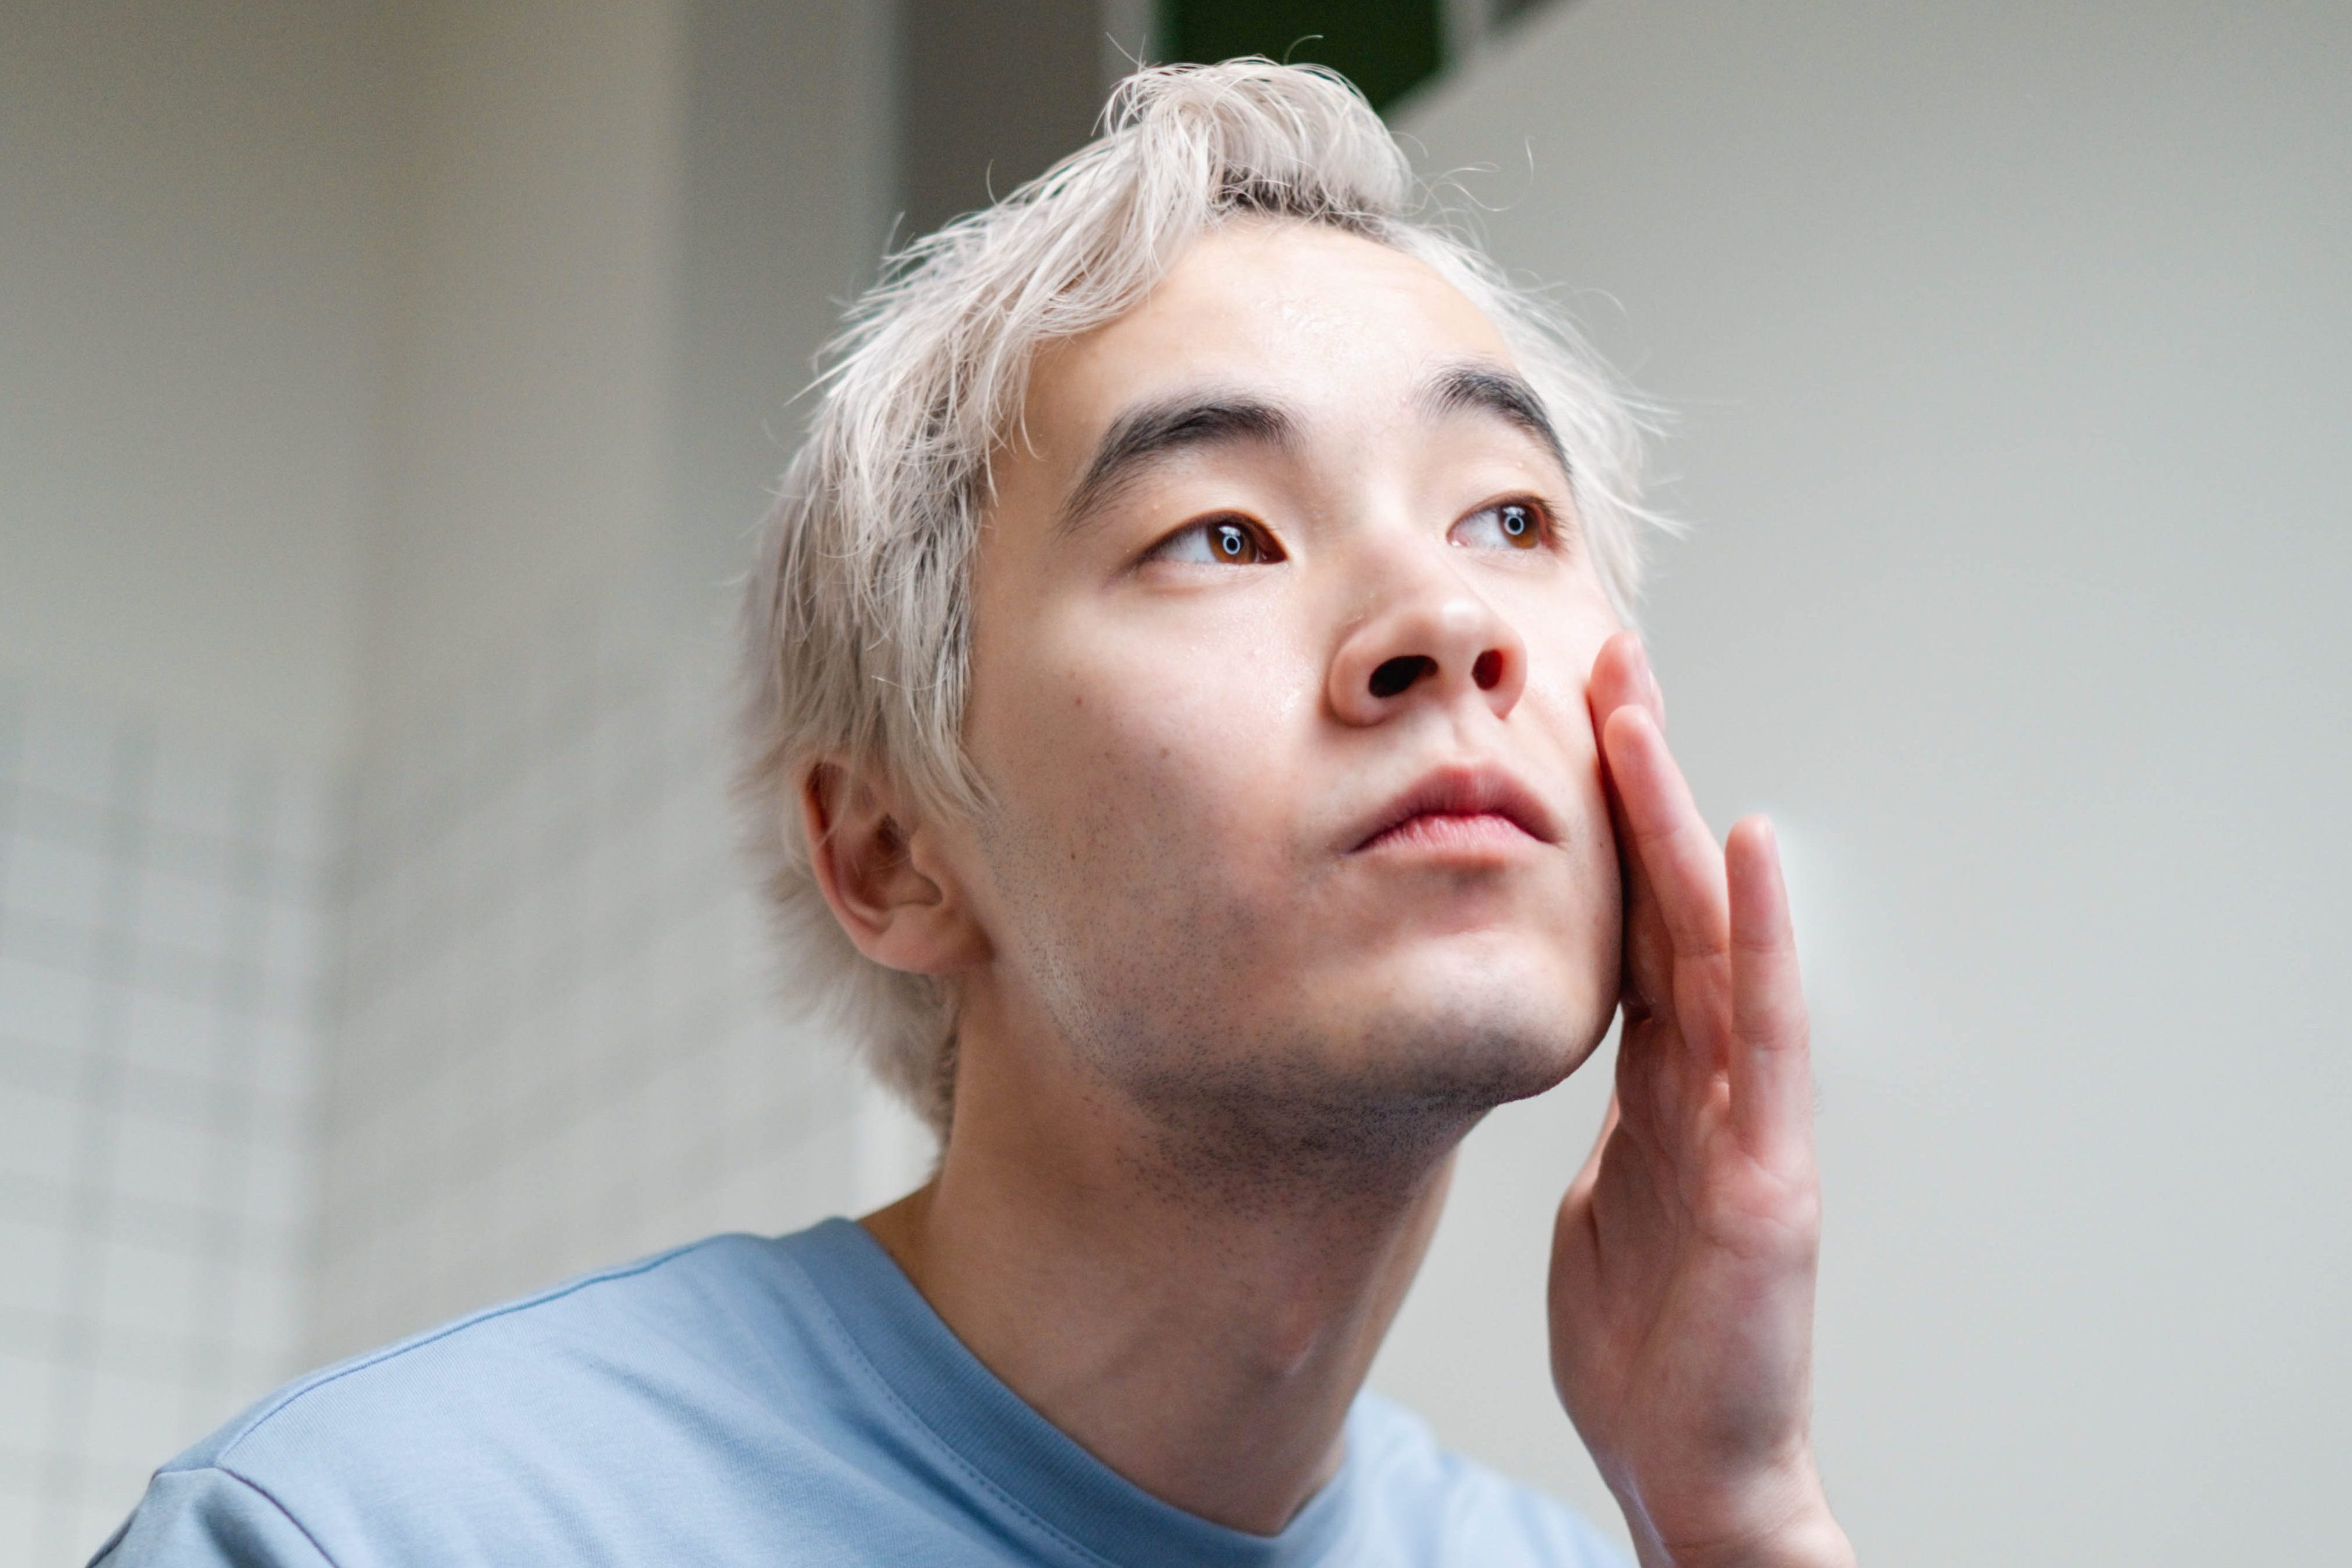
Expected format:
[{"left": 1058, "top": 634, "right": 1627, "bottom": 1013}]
[
  {"left": 969, "top": 605, "right": 1314, "bottom": 911},
  {"left": 1516, "top": 606, "right": 1624, "bottom": 905},
  {"left": 1515, "top": 604, "right": 1608, "bottom": 763},
  {"left": 965, "top": 611, "right": 1326, "bottom": 1044}
]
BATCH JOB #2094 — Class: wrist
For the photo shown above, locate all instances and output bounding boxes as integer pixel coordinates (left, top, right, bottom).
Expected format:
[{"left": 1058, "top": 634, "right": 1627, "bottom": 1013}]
[
  {"left": 1642, "top": 1505, "right": 1854, "bottom": 1568},
  {"left": 1619, "top": 1458, "right": 1854, "bottom": 1568}
]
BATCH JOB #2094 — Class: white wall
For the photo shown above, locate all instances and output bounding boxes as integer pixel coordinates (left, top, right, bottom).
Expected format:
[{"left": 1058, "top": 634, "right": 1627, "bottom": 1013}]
[
  {"left": 361, "top": 0, "right": 684, "bottom": 745},
  {"left": 665, "top": 0, "right": 900, "bottom": 649},
  {"left": 311, "top": 0, "right": 911, "bottom": 1361},
  {"left": 0, "top": 0, "right": 893, "bottom": 757},
  {"left": 1379, "top": 3, "right": 2352, "bottom": 1562},
  {"left": 362, "top": 0, "right": 896, "bottom": 742},
  {"left": 0, "top": 0, "right": 383, "bottom": 765}
]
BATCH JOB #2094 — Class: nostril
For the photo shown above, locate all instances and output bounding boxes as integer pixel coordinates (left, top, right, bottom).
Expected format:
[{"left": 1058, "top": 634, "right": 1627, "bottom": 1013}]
[
  {"left": 1472, "top": 649, "right": 1504, "bottom": 691},
  {"left": 1369, "top": 654, "right": 1436, "bottom": 699}
]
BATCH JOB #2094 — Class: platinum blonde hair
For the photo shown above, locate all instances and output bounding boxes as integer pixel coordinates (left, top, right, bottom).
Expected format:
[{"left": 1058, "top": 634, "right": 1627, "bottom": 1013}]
[{"left": 738, "top": 59, "right": 1657, "bottom": 1135}]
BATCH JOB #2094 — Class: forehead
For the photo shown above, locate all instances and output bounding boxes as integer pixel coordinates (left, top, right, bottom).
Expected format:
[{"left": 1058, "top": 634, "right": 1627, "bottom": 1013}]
[{"left": 1017, "top": 223, "right": 1518, "bottom": 462}]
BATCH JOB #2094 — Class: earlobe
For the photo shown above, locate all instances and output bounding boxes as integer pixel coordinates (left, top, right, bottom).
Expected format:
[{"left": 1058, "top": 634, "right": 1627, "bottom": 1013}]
[{"left": 801, "top": 761, "right": 987, "bottom": 975}]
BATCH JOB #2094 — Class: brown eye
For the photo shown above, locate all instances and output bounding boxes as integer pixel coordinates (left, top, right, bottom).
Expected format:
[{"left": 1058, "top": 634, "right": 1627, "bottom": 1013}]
[
  {"left": 1152, "top": 516, "right": 1280, "bottom": 566},
  {"left": 1451, "top": 499, "right": 1547, "bottom": 552},
  {"left": 1211, "top": 522, "right": 1260, "bottom": 562}
]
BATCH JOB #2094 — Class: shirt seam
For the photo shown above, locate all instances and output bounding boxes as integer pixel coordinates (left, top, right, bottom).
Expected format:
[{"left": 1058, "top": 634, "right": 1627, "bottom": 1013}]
[
  {"left": 208, "top": 1465, "right": 342, "bottom": 1567},
  {"left": 207, "top": 1238, "right": 724, "bottom": 1469}
]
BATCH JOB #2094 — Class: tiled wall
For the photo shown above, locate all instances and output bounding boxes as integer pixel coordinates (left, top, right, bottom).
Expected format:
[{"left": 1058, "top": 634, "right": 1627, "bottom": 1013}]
[
  {"left": 0, "top": 633, "right": 933, "bottom": 1566},
  {"left": 312, "top": 628, "right": 926, "bottom": 1365},
  {"left": 0, "top": 630, "right": 936, "bottom": 1560},
  {"left": 0, "top": 682, "right": 330, "bottom": 1565}
]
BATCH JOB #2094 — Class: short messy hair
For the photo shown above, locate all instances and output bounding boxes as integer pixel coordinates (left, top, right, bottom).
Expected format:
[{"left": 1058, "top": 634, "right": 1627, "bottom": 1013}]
[{"left": 738, "top": 58, "right": 1656, "bottom": 1135}]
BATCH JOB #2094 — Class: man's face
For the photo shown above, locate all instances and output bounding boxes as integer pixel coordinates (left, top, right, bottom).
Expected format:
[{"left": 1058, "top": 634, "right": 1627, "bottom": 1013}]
[{"left": 954, "top": 222, "right": 1623, "bottom": 1152}]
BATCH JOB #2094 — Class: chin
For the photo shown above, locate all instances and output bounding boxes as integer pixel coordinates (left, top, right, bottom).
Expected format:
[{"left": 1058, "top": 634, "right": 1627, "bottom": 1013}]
[
  {"left": 1355, "top": 927, "right": 1614, "bottom": 1076},
  {"left": 1341, "top": 981, "right": 1602, "bottom": 1108},
  {"left": 1099, "top": 953, "right": 1610, "bottom": 1185}
]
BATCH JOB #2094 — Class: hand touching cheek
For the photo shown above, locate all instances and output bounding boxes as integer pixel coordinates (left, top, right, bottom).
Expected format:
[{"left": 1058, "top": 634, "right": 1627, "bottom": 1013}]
[{"left": 1548, "top": 631, "right": 1855, "bottom": 1568}]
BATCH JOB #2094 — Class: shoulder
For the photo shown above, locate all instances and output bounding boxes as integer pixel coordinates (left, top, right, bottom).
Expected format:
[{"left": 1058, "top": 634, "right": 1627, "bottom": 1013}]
[
  {"left": 1344, "top": 1391, "right": 1633, "bottom": 1568},
  {"left": 103, "top": 1231, "right": 868, "bottom": 1567},
  {"left": 92, "top": 1465, "right": 332, "bottom": 1567},
  {"left": 190, "top": 1232, "right": 799, "bottom": 1470}
]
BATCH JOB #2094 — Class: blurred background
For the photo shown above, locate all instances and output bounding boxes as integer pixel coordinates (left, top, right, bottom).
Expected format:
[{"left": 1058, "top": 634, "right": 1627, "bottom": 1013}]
[{"left": 2, "top": 0, "right": 2346, "bottom": 1562}]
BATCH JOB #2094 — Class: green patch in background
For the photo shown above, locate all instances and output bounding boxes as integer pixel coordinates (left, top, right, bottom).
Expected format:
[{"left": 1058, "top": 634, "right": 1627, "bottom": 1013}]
[{"left": 1159, "top": 0, "right": 1445, "bottom": 112}]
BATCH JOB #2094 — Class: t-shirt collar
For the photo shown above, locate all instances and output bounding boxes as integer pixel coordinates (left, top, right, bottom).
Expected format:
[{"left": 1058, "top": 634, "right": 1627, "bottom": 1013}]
[{"left": 787, "top": 1217, "right": 1362, "bottom": 1568}]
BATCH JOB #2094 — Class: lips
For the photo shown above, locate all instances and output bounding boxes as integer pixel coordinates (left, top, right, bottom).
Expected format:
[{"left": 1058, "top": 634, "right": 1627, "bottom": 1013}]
[{"left": 1348, "top": 764, "right": 1558, "bottom": 853}]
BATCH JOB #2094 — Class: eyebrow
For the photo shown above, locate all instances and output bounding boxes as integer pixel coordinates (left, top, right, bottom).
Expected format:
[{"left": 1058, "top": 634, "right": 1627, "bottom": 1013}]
[
  {"left": 1056, "top": 391, "right": 1297, "bottom": 536},
  {"left": 1417, "top": 361, "right": 1573, "bottom": 479},
  {"left": 1053, "top": 361, "right": 1569, "bottom": 538}
]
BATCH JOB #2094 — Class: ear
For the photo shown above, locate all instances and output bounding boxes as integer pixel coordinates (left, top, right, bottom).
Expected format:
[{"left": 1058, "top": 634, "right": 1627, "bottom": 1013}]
[{"left": 800, "top": 760, "right": 990, "bottom": 976}]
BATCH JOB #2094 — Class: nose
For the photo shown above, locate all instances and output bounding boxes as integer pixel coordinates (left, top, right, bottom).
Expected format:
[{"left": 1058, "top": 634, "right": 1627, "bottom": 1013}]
[{"left": 1326, "top": 576, "right": 1527, "bottom": 728}]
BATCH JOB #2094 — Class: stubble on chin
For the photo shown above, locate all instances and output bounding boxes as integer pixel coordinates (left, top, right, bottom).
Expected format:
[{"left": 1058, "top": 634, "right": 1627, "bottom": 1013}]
[{"left": 1081, "top": 996, "right": 1591, "bottom": 1214}]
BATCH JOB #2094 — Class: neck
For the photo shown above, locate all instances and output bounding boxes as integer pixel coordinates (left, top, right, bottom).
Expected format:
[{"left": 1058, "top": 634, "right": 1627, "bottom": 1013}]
[{"left": 860, "top": 999, "right": 1470, "bottom": 1535}]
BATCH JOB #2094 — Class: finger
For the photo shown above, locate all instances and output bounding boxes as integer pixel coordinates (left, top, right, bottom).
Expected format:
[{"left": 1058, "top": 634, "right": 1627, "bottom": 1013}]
[
  {"left": 1585, "top": 630, "right": 1663, "bottom": 739},
  {"left": 1726, "top": 816, "right": 1812, "bottom": 1159},
  {"left": 1601, "top": 703, "right": 1731, "bottom": 968},
  {"left": 1588, "top": 634, "right": 1674, "bottom": 1009}
]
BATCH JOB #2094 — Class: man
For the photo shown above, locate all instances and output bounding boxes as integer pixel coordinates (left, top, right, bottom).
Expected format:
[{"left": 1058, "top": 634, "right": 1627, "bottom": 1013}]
[{"left": 103, "top": 62, "right": 1853, "bottom": 1567}]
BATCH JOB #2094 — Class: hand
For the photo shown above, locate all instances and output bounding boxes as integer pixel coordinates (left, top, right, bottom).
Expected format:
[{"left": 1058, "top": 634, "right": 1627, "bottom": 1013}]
[{"left": 1548, "top": 632, "right": 1854, "bottom": 1568}]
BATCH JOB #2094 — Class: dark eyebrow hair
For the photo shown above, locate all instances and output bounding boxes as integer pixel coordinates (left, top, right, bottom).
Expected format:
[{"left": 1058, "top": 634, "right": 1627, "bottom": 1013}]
[
  {"left": 1418, "top": 361, "right": 1572, "bottom": 479},
  {"left": 1057, "top": 391, "right": 1296, "bottom": 535}
]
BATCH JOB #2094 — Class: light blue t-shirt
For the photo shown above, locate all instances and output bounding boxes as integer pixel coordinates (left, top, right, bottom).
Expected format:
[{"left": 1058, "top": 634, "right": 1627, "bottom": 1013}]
[{"left": 98, "top": 1218, "right": 1627, "bottom": 1567}]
